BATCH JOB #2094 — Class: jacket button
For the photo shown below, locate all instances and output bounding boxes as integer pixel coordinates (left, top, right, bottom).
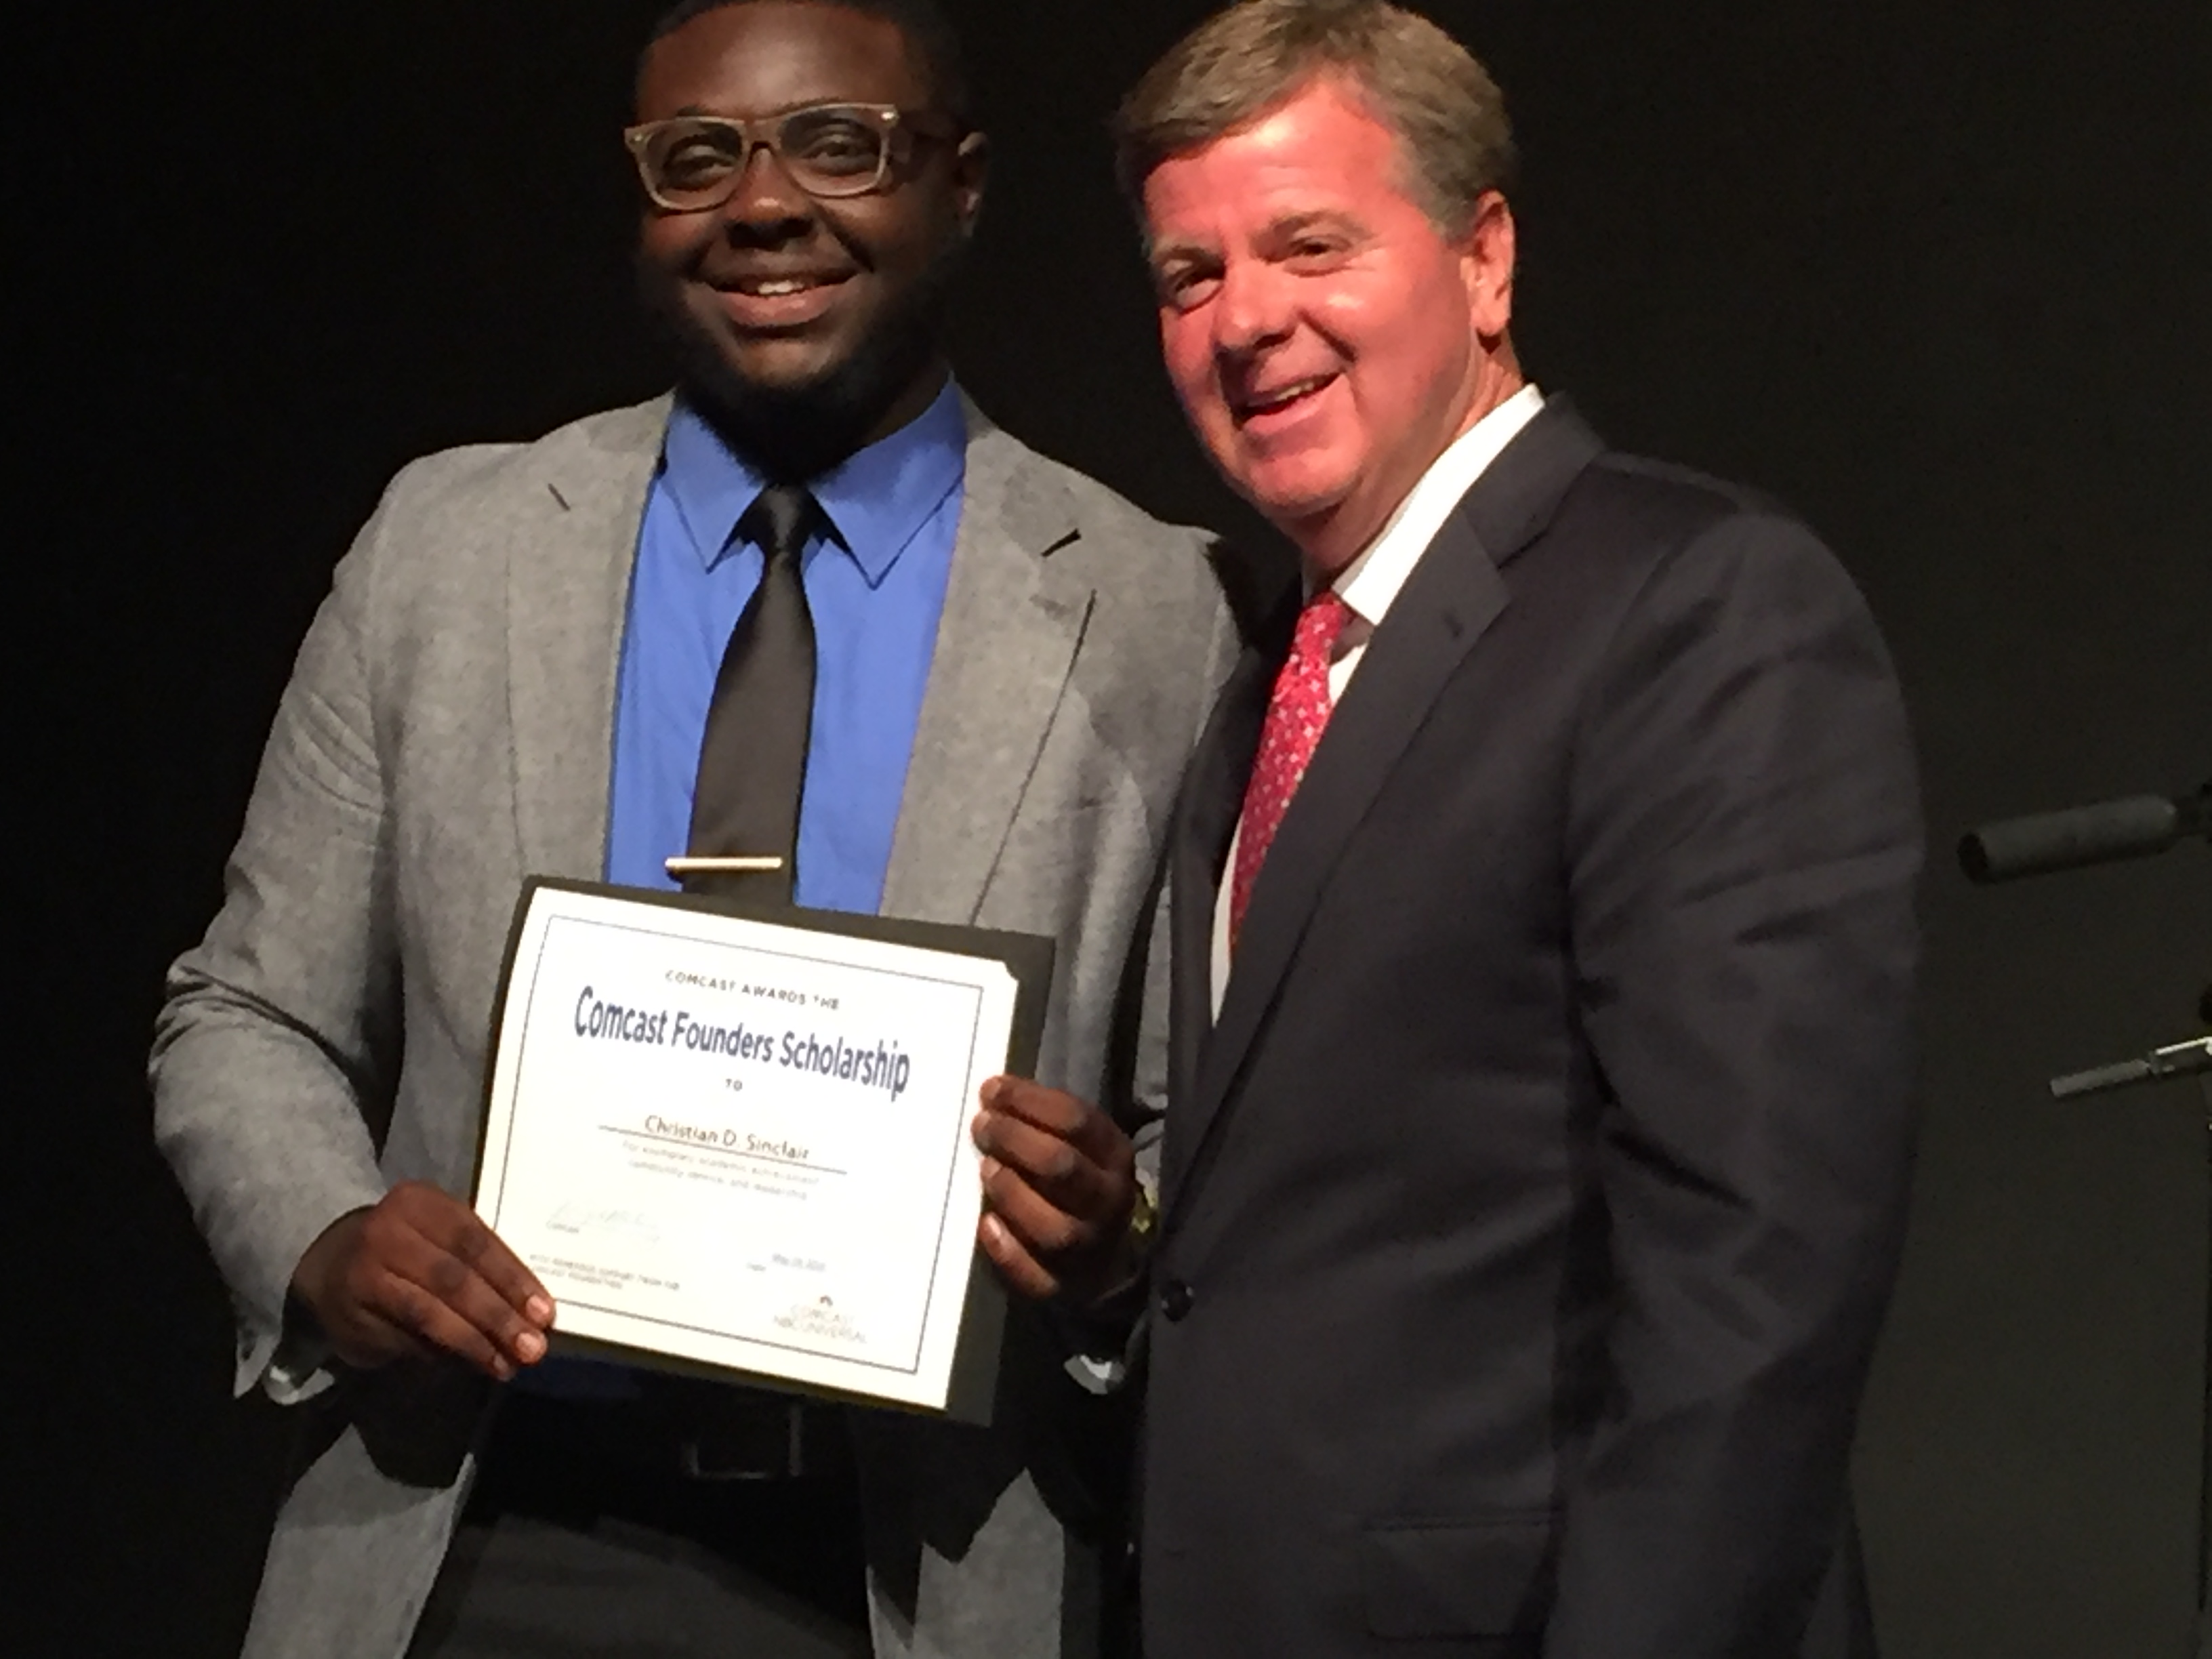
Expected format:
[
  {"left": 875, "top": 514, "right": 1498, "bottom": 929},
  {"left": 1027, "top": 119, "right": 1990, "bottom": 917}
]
[{"left": 1160, "top": 1279, "right": 1195, "bottom": 1322}]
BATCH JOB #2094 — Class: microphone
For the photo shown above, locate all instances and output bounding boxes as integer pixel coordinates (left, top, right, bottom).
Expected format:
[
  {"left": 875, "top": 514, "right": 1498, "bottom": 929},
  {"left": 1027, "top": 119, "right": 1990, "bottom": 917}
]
[
  {"left": 1959, "top": 780, "right": 2210, "bottom": 884},
  {"left": 2048, "top": 1035, "right": 2212, "bottom": 1099}
]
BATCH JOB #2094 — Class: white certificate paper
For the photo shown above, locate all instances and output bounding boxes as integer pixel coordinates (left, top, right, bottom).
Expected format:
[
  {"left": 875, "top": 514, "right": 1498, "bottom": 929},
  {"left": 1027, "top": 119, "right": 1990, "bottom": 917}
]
[{"left": 474, "top": 882, "right": 1034, "bottom": 1418}]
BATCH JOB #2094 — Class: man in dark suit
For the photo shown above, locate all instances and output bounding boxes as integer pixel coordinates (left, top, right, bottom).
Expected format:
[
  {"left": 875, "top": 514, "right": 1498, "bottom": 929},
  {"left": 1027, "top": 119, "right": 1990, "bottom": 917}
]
[{"left": 1000, "top": 2, "right": 1921, "bottom": 1654}]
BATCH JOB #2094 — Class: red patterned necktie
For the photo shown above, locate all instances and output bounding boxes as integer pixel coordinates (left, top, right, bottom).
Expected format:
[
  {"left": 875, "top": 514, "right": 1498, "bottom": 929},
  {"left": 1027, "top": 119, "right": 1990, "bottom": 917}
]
[{"left": 1230, "top": 590, "right": 1352, "bottom": 945}]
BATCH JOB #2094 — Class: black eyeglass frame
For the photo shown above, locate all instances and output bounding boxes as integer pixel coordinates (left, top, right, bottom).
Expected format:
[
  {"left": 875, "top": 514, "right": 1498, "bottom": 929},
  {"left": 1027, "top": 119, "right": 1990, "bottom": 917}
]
[{"left": 623, "top": 102, "right": 963, "bottom": 209}]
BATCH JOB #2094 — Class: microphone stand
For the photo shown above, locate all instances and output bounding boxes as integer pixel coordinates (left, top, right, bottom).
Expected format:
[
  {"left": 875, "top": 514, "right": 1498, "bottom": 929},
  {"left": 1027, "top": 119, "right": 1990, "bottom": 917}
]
[
  {"left": 2047, "top": 1023, "right": 2212, "bottom": 1658},
  {"left": 1961, "top": 781, "right": 2208, "bottom": 1654}
]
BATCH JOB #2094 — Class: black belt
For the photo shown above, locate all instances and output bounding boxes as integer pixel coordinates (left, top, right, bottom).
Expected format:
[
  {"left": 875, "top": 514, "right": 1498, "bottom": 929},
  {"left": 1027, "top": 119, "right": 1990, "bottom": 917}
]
[
  {"left": 483, "top": 1379, "right": 848, "bottom": 1496},
  {"left": 662, "top": 1377, "right": 836, "bottom": 1482}
]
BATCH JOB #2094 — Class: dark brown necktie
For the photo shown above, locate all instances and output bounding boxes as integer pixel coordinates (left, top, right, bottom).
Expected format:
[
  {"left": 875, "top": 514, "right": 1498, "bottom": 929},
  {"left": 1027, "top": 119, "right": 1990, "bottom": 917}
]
[{"left": 684, "top": 483, "right": 825, "bottom": 904}]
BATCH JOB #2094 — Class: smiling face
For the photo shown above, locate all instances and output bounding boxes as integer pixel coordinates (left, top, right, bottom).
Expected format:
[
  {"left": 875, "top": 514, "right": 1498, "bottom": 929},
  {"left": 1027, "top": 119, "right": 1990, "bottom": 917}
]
[
  {"left": 1142, "top": 77, "right": 1519, "bottom": 573},
  {"left": 636, "top": 1, "right": 985, "bottom": 472}
]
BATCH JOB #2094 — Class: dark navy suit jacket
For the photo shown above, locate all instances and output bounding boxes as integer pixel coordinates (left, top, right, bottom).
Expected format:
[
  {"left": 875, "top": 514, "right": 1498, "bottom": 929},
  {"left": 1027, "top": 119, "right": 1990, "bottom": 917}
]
[{"left": 1141, "top": 401, "right": 1922, "bottom": 1659}]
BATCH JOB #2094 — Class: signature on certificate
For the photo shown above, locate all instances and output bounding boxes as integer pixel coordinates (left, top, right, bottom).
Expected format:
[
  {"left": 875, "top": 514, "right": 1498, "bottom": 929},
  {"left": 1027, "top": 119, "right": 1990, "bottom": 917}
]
[{"left": 544, "top": 1199, "right": 665, "bottom": 1245}]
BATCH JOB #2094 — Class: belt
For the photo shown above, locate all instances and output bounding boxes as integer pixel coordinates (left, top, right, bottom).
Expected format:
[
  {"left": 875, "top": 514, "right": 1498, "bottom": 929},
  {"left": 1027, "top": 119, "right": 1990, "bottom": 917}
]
[
  {"left": 486, "top": 1378, "right": 846, "bottom": 1490},
  {"left": 665, "top": 1378, "right": 832, "bottom": 1482}
]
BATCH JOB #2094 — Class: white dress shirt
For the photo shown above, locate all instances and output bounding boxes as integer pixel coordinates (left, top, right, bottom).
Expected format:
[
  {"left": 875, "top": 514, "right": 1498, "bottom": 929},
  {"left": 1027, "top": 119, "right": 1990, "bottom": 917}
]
[{"left": 1210, "top": 384, "right": 1546, "bottom": 1014}]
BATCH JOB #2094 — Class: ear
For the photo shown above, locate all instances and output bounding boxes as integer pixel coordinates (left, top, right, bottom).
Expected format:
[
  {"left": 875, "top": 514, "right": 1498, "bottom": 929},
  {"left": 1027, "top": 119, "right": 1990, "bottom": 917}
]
[
  {"left": 951, "top": 130, "right": 990, "bottom": 239},
  {"left": 1458, "top": 190, "right": 1517, "bottom": 342}
]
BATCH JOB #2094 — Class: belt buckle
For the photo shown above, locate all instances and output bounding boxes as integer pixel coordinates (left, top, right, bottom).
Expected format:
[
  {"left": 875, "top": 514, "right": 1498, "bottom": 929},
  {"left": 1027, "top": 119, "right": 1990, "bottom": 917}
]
[{"left": 676, "top": 1398, "right": 808, "bottom": 1481}]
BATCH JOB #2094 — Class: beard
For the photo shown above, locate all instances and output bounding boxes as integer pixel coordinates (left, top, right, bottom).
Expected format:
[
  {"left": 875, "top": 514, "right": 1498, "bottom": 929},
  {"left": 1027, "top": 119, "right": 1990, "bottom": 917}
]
[{"left": 638, "top": 241, "right": 965, "bottom": 484}]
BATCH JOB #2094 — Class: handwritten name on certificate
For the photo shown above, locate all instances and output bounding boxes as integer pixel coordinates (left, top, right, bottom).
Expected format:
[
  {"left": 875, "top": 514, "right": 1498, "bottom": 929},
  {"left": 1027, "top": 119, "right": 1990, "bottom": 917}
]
[{"left": 474, "top": 883, "right": 1025, "bottom": 1416}]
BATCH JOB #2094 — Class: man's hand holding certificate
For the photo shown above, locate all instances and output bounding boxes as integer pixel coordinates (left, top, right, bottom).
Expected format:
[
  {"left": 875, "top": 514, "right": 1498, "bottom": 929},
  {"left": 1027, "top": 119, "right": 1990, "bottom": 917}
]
[
  {"left": 972, "top": 1076, "right": 1141, "bottom": 1304},
  {"left": 291, "top": 1181, "right": 556, "bottom": 1382}
]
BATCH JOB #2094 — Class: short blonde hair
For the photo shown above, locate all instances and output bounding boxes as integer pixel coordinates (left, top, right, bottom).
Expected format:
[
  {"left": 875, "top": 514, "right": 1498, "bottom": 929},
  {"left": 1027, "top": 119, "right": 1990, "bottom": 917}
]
[{"left": 1113, "top": 0, "right": 1515, "bottom": 238}]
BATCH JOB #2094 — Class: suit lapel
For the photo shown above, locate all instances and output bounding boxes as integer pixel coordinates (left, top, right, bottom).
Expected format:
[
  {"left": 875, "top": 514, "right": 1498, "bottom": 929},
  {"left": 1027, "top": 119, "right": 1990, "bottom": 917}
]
[
  {"left": 508, "top": 397, "right": 670, "bottom": 879},
  {"left": 1165, "top": 400, "right": 1606, "bottom": 1225},
  {"left": 1162, "top": 629, "right": 1284, "bottom": 1200},
  {"left": 880, "top": 404, "right": 1095, "bottom": 924}
]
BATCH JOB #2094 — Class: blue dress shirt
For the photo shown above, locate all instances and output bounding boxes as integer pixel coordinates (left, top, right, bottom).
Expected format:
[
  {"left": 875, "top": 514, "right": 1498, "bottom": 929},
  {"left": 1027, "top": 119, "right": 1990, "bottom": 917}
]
[
  {"left": 605, "top": 382, "right": 966, "bottom": 910},
  {"left": 527, "top": 386, "right": 964, "bottom": 1402}
]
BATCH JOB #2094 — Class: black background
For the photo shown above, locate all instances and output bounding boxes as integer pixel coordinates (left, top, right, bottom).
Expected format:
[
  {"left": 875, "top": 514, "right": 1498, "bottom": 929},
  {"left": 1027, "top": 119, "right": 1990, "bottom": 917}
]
[{"left": 16, "top": 3, "right": 2209, "bottom": 1654}]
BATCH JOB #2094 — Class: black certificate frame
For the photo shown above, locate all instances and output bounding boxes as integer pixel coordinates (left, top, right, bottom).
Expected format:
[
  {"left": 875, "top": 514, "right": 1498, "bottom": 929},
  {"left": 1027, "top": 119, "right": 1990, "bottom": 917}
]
[{"left": 469, "top": 875, "right": 1056, "bottom": 1420}]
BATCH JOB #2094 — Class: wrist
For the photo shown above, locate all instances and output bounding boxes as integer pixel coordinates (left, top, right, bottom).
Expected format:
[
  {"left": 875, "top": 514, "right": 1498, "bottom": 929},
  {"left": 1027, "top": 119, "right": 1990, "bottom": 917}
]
[
  {"left": 289, "top": 1206, "right": 370, "bottom": 1324},
  {"left": 1076, "top": 1176, "right": 1157, "bottom": 1309}
]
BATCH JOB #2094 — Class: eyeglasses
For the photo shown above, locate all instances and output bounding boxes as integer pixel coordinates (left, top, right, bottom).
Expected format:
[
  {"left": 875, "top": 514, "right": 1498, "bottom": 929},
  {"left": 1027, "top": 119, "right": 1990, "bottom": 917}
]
[{"left": 623, "top": 103, "right": 960, "bottom": 210}]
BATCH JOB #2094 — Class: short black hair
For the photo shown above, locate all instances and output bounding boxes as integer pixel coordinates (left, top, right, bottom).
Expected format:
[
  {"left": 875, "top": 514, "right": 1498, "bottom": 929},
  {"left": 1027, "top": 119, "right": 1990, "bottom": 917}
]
[{"left": 646, "top": 0, "right": 973, "bottom": 125}]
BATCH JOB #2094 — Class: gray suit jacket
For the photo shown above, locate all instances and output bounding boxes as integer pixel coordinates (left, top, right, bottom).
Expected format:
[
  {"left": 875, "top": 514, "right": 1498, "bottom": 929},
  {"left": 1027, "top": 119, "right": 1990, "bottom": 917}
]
[{"left": 150, "top": 394, "right": 1235, "bottom": 1659}]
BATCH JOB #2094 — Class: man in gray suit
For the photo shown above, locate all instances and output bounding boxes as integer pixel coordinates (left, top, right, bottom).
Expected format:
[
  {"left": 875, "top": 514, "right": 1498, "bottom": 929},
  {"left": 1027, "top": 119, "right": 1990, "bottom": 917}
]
[{"left": 148, "top": 2, "right": 1233, "bottom": 1656}]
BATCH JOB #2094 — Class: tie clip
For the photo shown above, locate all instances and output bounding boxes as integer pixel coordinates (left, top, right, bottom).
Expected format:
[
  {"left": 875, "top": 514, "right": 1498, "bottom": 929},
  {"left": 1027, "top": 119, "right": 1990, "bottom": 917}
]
[{"left": 664, "top": 856, "right": 786, "bottom": 877}]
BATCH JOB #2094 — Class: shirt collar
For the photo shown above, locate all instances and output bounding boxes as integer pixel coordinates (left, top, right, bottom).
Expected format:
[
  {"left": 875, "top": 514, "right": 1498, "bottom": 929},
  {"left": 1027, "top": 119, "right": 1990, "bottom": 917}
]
[
  {"left": 658, "top": 378, "right": 968, "bottom": 588},
  {"left": 1330, "top": 383, "right": 1546, "bottom": 628}
]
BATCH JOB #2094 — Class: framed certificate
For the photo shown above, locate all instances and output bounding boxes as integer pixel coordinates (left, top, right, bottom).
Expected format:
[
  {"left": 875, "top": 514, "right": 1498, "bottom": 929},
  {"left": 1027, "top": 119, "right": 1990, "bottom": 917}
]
[{"left": 470, "top": 878, "right": 1053, "bottom": 1423}]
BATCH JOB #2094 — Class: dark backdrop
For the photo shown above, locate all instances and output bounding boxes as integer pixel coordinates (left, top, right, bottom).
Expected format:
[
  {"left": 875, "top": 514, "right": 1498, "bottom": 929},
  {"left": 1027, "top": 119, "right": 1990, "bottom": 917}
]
[{"left": 18, "top": 3, "right": 2209, "bottom": 1655}]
